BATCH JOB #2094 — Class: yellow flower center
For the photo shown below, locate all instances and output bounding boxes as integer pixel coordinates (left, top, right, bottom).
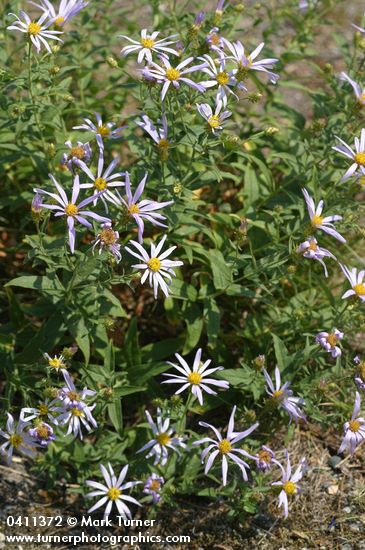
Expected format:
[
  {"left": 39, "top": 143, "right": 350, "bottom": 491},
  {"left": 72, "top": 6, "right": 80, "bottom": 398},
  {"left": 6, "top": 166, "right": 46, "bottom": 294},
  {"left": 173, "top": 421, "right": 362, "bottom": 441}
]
[
  {"left": 311, "top": 214, "right": 323, "bottom": 227},
  {"left": 157, "top": 432, "right": 171, "bottom": 446},
  {"left": 65, "top": 203, "right": 78, "bottom": 217},
  {"left": 70, "top": 407, "right": 82, "bottom": 417},
  {"left": 149, "top": 480, "right": 161, "bottom": 491},
  {"left": 308, "top": 240, "right": 318, "bottom": 251},
  {"left": 36, "top": 424, "right": 51, "bottom": 439},
  {"left": 166, "top": 68, "right": 181, "bottom": 81},
  {"left": 94, "top": 177, "right": 107, "bottom": 190},
  {"left": 218, "top": 438, "right": 232, "bottom": 454},
  {"left": 28, "top": 22, "right": 41, "bottom": 36},
  {"left": 258, "top": 450, "right": 272, "bottom": 464},
  {"left": 216, "top": 71, "right": 230, "bottom": 86},
  {"left": 283, "top": 481, "right": 297, "bottom": 495},
  {"left": 359, "top": 93, "right": 365, "bottom": 104},
  {"left": 210, "top": 34, "right": 220, "bottom": 46},
  {"left": 38, "top": 404, "right": 49, "bottom": 416},
  {"left": 98, "top": 124, "right": 110, "bottom": 137},
  {"left": 70, "top": 146, "right": 85, "bottom": 159},
  {"left": 68, "top": 391, "right": 80, "bottom": 402},
  {"left": 272, "top": 389, "right": 284, "bottom": 400},
  {"left": 349, "top": 419, "right": 361, "bottom": 432},
  {"left": 158, "top": 138, "right": 169, "bottom": 149},
  {"left": 208, "top": 115, "right": 220, "bottom": 128},
  {"left": 141, "top": 37, "right": 155, "bottom": 49},
  {"left": 128, "top": 204, "right": 140, "bottom": 214},
  {"left": 107, "top": 487, "right": 121, "bottom": 501},
  {"left": 54, "top": 16, "right": 65, "bottom": 26},
  {"left": 48, "top": 357, "right": 65, "bottom": 370},
  {"left": 99, "top": 228, "right": 117, "bottom": 245},
  {"left": 354, "top": 283, "right": 365, "bottom": 296},
  {"left": 9, "top": 434, "right": 23, "bottom": 448},
  {"left": 355, "top": 152, "right": 365, "bottom": 166},
  {"left": 187, "top": 372, "right": 202, "bottom": 385},
  {"left": 147, "top": 257, "right": 161, "bottom": 272},
  {"left": 326, "top": 334, "right": 338, "bottom": 347}
]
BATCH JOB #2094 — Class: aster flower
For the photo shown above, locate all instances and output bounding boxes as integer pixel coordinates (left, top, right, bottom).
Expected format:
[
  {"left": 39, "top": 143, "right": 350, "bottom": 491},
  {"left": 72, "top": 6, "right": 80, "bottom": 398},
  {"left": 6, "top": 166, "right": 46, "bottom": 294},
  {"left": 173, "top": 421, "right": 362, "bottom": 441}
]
[
  {"left": 125, "top": 235, "right": 183, "bottom": 299},
  {"left": 58, "top": 402, "right": 97, "bottom": 439},
  {"left": 339, "top": 72, "right": 365, "bottom": 107},
  {"left": 7, "top": 10, "right": 63, "bottom": 53},
  {"left": 59, "top": 370, "right": 96, "bottom": 407},
  {"left": 31, "top": 193, "right": 43, "bottom": 216},
  {"left": 332, "top": 129, "right": 365, "bottom": 182},
  {"left": 193, "top": 406, "right": 258, "bottom": 486},
  {"left": 20, "top": 399, "right": 63, "bottom": 425},
  {"left": 192, "top": 11, "right": 205, "bottom": 29},
  {"left": 44, "top": 352, "right": 67, "bottom": 371},
  {"left": 92, "top": 222, "right": 121, "bottom": 263},
  {"left": 108, "top": 172, "right": 173, "bottom": 243},
  {"left": 34, "top": 174, "right": 111, "bottom": 253},
  {"left": 206, "top": 27, "right": 224, "bottom": 52},
  {"left": 198, "top": 54, "right": 246, "bottom": 107},
  {"left": 143, "top": 56, "right": 207, "bottom": 101},
  {"left": 296, "top": 237, "right": 336, "bottom": 277},
  {"left": 271, "top": 451, "right": 306, "bottom": 518},
  {"left": 302, "top": 188, "right": 346, "bottom": 243},
  {"left": 223, "top": 39, "right": 279, "bottom": 84},
  {"left": 120, "top": 29, "right": 179, "bottom": 64},
  {"left": 75, "top": 141, "right": 125, "bottom": 210},
  {"left": 29, "top": 0, "right": 88, "bottom": 27},
  {"left": 254, "top": 445, "right": 280, "bottom": 472},
  {"left": 196, "top": 101, "right": 232, "bottom": 133},
  {"left": 137, "top": 408, "right": 186, "bottom": 466},
  {"left": 263, "top": 367, "right": 306, "bottom": 424},
  {"left": 135, "top": 114, "right": 169, "bottom": 158},
  {"left": 0, "top": 413, "right": 37, "bottom": 465},
  {"left": 61, "top": 140, "right": 92, "bottom": 172},
  {"left": 143, "top": 473, "right": 164, "bottom": 503},
  {"left": 315, "top": 329, "right": 344, "bottom": 358},
  {"left": 338, "top": 392, "right": 365, "bottom": 455},
  {"left": 86, "top": 463, "right": 142, "bottom": 519},
  {"left": 340, "top": 264, "right": 365, "bottom": 302},
  {"left": 29, "top": 422, "right": 56, "bottom": 447},
  {"left": 73, "top": 112, "right": 126, "bottom": 140},
  {"left": 161, "top": 348, "right": 229, "bottom": 406}
]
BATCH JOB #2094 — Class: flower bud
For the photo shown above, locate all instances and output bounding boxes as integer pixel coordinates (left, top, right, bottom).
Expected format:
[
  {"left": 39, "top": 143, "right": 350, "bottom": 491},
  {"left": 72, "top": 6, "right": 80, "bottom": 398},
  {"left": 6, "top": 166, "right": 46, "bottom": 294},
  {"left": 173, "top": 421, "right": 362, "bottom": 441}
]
[{"left": 107, "top": 56, "right": 119, "bottom": 68}]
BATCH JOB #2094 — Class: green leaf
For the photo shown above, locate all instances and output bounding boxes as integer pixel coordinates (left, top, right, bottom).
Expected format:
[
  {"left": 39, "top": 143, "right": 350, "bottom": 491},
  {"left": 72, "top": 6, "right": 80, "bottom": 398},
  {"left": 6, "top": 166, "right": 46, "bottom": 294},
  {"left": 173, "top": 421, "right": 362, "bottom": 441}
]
[{"left": 209, "top": 250, "right": 232, "bottom": 290}]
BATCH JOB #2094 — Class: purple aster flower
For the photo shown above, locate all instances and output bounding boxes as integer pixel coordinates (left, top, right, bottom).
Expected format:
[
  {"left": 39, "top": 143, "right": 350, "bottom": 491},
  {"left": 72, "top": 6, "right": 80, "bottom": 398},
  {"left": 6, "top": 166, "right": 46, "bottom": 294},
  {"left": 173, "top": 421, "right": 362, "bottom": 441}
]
[
  {"left": 34, "top": 174, "right": 111, "bottom": 253},
  {"left": 338, "top": 392, "right": 365, "bottom": 455},
  {"left": 59, "top": 369, "right": 96, "bottom": 407},
  {"left": 315, "top": 329, "right": 344, "bottom": 358},
  {"left": 29, "top": 0, "right": 88, "bottom": 27},
  {"left": 108, "top": 172, "right": 173, "bottom": 243},
  {"left": 161, "top": 347, "right": 229, "bottom": 406},
  {"left": 7, "top": 10, "right": 63, "bottom": 53},
  {"left": 340, "top": 264, "right": 365, "bottom": 302},
  {"left": 332, "top": 128, "right": 365, "bottom": 182},
  {"left": 302, "top": 188, "right": 346, "bottom": 243},
  {"left": 196, "top": 100, "right": 232, "bottom": 133},
  {"left": 198, "top": 54, "right": 246, "bottom": 107},
  {"left": 86, "top": 463, "right": 142, "bottom": 519},
  {"left": 92, "top": 222, "right": 121, "bottom": 263},
  {"left": 75, "top": 138, "right": 125, "bottom": 211},
  {"left": 58, "top": 402, "right": 97, "bottom": 440},
  {"left": 143, "top": 473, "right": 164, "bottom": 503},
  {"left": 271, "top": 451, "right": 307, "bottom": 518},
  {"left": 340, "top": 72, "right": 365, "bottom": 106},
  {"left": 254, "top": 445, "right": 280, "bottom": 472},
  {"left": 135, "top": 113, "right": 169, "bottom": 158},
  {"left": 20, "top": 399, "right": 63, "bottom": 425},
  {"left": 120, "top": 29, "right": 179, "bottom": 64},
  {"left": 223, "top": 39, "right": 279, "bottom": 84},
  {"left": 296, "top": 237, "right": 336, "bottom": 277},
  {"left": 73, "top": 112, "right": 127, "bottom": 140},
  {"left": 193, "top": 11, "right": 205, "bottom": 28},
  {"left": 61, "top": 140, "right": 92, "bottom": 172},
  {"left": 31, "top": 193, "right": 43, "bottom": 215},
  {"left": 143, "top": 56, "right": 207, "bottom": 101},
  {"left": 29, "top": 422, "right": 56, "bottom": 447},
  {"left": 263, "top": 367, "right": 306, "bottom": 424},
  {"left": 215, "top": 0, "right": 226, "bottom": 16},
  {"left": 0, "top": 413, "right": 37, "bottom": 465},
  {"left": 137, "top": 408, "right": 186, "bottom": 466},
  {"left": 206, "top": 27, "right": 224, "bottom": 52},
  {"left": 193, "top": 406, "right": 258, "bottom": 486}
]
